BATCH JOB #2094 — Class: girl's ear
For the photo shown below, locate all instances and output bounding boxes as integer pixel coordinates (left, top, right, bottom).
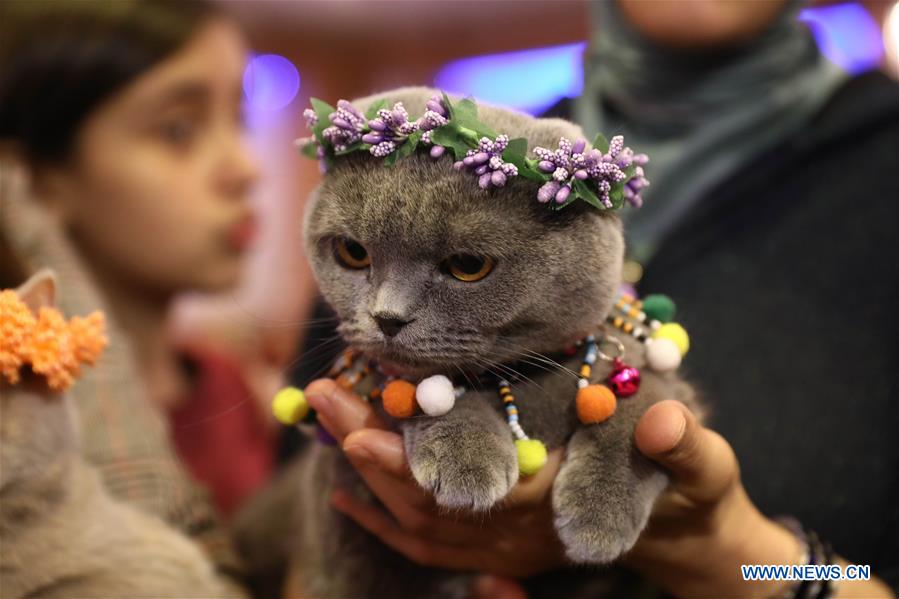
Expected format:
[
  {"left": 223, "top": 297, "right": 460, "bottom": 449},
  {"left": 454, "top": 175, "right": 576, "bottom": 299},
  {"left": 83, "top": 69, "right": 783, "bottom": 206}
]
[{"left": 16, "top": 269, "right": 57, "bottom": 314}]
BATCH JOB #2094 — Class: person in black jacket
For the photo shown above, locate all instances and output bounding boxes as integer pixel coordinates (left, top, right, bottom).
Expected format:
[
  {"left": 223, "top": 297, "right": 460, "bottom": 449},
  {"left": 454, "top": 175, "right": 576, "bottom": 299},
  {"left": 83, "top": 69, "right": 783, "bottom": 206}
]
[{"left": 290, "top": 1, "right": 898, "bottom": 596}]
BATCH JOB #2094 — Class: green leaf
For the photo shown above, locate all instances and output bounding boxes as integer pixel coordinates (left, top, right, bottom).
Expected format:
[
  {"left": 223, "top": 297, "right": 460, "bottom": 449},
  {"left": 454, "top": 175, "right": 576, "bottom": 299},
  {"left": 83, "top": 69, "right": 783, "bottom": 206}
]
[
  {"left": 364, "top": 99, "right": 388, "bottom": 120},
  {"left": 609, "top": 183, "right": 625, "bottom": 209},
  {"left": 430, "top": 125, "right": 472, "bottom": 160},
  {"left": 334, "top": 141, "right": 364, "bottom": 156},
  {"left": 503, "top": 137, "right": 528, "bottom": 160},
  {"left": 591, "top": 132, "right": 609, "bottom": 154},
  {"left": 441, "top": 92, "right": 456, "bottom": 120},
  {"left": 572, "top": 179, "right": 606, "bottom": 211},
  {"left": 503, "top": 138, "right": 546, "bottom": 183},
  {"left": 309, "top": 98, "right": 336, "bottom": 146},
  {"left": 453, "top": 98, "right": 478, "bottom": 126},
  {"left": 384, "top": 152, "right": 399, "bottom": 167},
  {"left": 622, "top": 164, "right": 637, "bottom": 180},
  {"left": 395, "top": 131, "right": 422, "bottom": 161},
  {"left": 552, "top": 195, "right": 579, "bottom": 211},
  {"left": 447, "top": 96, "right": 497, "bottom": 140},
  {"left": 299, "top": 140, "right": 318, "bottom": 159}
]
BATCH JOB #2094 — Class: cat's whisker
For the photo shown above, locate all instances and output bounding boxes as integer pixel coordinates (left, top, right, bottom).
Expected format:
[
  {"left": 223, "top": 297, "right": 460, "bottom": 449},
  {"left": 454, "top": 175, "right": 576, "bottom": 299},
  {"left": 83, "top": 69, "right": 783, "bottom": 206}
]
[
  {"left": 278, "top": 334, "right": 346, "bottom": 379},
  {"left": 495, "top": 341, "right": 579, "bottom": 380},
  {"left": 453, "top": 363, "right": 480, "bottom": 393},
  {"left": 474, "top": 356, "right": 552, "bottom": 400},
  {"left": 227, "top": 291, "right": 340, "bottom": 328}
]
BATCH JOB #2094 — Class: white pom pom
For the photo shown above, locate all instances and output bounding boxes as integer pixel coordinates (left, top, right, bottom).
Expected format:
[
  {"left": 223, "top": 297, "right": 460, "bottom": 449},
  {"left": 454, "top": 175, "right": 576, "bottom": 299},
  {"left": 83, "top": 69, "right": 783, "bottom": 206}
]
[
  {"left": 415, "top": 375, "right": 456, "bottom": 416},
  {"left": 646, "top": 338, "right": 682, "bottom": 372}
]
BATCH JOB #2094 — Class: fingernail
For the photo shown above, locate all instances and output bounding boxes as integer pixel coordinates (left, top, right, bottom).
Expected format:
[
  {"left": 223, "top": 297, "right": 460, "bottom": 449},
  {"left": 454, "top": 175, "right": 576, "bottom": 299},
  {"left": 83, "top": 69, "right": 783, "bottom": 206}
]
[
  {"left": 344, "top": 444, "right": 375, "bottom": 466},
  {"left": 658, "top": 408, "right": 687, "bottom": 454},
  {"left": 637, "top": 401, "right": 688, "bottom": 456}
]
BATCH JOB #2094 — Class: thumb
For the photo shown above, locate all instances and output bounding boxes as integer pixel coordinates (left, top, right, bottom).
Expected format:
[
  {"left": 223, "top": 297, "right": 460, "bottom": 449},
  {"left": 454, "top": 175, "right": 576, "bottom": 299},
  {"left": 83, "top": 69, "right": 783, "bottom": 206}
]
[{"left": 634, "top": 400, "right": 739, "bottom": 504}]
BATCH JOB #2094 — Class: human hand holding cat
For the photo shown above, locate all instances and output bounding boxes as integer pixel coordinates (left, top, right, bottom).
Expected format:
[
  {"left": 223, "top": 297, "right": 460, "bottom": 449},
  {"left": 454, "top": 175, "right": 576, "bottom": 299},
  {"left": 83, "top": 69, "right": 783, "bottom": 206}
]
[
  {"left": 307, "top": 379, "right": 893, "bottom": 598},
  {"left": 306, "top": 378, "right": 568, "bottom": 578}
]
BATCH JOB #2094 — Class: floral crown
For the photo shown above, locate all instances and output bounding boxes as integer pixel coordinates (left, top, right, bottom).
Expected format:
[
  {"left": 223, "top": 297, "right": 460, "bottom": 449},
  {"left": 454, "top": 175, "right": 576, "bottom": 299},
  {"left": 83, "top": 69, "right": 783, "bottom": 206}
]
[
  {"left": 296, "top": 92, "right": 650, "bottom": 211},
  {"left": 0, "top": 290, "right": 107, "bottom": 391}
]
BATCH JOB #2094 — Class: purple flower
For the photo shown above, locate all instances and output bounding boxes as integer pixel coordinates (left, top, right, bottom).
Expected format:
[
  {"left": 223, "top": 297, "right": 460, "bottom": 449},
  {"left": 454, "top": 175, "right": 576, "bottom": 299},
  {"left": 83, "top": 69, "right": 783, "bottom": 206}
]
[
  {"left": 533, "top": 135, "right": 649, "bottom": 207},
  {"left": 453, "top": 135, "right": 518, "bottom": 189},
  {"left": 303, "top": 108, "right": 318, "bottom": 128},
  {"left": 322, "top": 100, "right": 366, "bottom": 152},
  {"left": 417, "top": 94, "right": 449, "bottom": 132},
  {"left": 621, "top": 151, "right": 649, "bottom": 207},
  {"left": 364, "top": 102, "right": 421, "bottom": 157},
  {"left": 420, "top": 130, "right": 446, "bottom": 159}
]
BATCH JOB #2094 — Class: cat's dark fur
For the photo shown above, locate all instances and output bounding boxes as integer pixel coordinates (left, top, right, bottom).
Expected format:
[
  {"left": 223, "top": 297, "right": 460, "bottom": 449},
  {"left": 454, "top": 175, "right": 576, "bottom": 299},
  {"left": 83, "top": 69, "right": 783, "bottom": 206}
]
[{"left": 237, "top": 87, "right": 699, "bottom": 598}]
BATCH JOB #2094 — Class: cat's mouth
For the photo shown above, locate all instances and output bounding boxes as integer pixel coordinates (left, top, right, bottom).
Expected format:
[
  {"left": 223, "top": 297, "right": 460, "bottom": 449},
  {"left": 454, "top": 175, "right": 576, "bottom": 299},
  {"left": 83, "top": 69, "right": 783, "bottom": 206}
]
[
  {"left": 356, "top": 345, "right": 459, "bottom": 379},
  {"left": 377, "top": 357, "right": 426, "bottom": 378}
]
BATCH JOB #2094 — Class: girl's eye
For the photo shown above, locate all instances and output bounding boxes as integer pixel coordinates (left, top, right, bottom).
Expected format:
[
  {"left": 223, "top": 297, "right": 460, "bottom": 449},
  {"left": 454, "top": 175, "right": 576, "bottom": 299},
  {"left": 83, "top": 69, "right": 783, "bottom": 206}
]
[
  {"left": 444, "top": 254, "right": 494, "bottom": 282},
  {"left": 161, "top": 119, "right": 195, "bottom": 145},
  {"left": 334, "top": 237, "right": 371, "bottom": 269}
]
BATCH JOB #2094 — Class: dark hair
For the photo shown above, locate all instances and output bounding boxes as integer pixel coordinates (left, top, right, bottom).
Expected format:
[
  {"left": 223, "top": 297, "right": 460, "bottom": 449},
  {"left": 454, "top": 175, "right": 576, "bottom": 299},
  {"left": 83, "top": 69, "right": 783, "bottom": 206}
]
[{"left": 0, "top": 0, "right": 217, "bottom": 166}]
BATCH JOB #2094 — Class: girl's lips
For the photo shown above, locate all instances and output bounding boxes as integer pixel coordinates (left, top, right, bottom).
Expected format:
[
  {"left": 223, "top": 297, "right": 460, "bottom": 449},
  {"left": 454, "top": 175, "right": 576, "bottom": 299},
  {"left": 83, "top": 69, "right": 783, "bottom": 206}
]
[{"left": 227, "top": 215, "right": 257, "bottom": 251}]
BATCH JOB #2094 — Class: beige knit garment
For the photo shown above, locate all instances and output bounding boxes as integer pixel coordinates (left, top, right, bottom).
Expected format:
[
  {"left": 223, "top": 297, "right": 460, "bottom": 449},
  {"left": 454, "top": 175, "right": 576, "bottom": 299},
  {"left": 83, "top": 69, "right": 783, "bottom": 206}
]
[{"left": 0, "top": 158, "right": 249, "bottom": 596}]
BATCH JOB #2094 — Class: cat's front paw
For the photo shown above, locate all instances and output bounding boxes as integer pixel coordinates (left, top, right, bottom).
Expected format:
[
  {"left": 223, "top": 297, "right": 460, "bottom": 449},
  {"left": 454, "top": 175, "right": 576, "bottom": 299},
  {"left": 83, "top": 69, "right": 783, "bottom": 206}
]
[
  {"left": 552, "top": 461, "right": 661, "bottom": 564},
  {"left": 407, "top": 423, "right": 517, "bottom": 511}
]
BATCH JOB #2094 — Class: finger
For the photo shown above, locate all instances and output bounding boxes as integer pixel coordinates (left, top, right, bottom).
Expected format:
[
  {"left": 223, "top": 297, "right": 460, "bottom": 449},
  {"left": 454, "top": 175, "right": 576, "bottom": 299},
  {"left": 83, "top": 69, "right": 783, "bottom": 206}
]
[
  {"left": 503, "top": 447, "right": 564, "bottom": 507},
  {"left": 305, "top": 378, "right": 388, "bottom": 444},
  {"left": 634, "top": 400, "right": 739, "bottom": 504},
  {"left": 344, "top": 428, "right": 412, "bottom": 479},
  {"left": 343, "top": 429, "right": 433, "bottom": 512},
  {"left": 343, "top": 430, "right": 486, "bottom": 544},
  {"left": 471, "top": 576, "right": 528, "bottom": 599},
  {"left": 330, "top": 489, "right": 482, "bottom": 571}
]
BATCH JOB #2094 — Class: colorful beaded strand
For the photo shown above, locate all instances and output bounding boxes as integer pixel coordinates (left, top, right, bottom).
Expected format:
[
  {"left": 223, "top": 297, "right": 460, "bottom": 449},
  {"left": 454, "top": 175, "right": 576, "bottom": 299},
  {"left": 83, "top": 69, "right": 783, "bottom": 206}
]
[{"left": 497, "top": 378, "right": 547, "bottom": 476}]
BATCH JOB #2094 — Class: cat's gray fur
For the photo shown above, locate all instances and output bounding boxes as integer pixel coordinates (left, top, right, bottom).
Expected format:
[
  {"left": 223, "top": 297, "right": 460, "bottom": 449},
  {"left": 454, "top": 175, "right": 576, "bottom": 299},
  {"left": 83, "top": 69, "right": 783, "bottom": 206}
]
[
  {"left": 0, "top": 272, "right": 237, "bottom": 599},
  {"left": 237, "top": 87, "right": 699, "bottom": 598}
]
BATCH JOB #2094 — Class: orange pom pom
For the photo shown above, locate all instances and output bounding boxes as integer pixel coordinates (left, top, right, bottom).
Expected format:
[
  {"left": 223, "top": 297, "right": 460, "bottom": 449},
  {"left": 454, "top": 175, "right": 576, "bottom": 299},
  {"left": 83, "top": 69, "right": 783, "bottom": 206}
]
[
  {"left": 0, "top": 290, "right": 36, "bottom": 385},
  {"left": 0, "top": 289, "right": 107, "bottom": 391},
  {"left": 576, "top": 384, "right": 617, "bottom": 424},
  {"left": 382, "top": 380, "right": 417, "bottom": 418}
]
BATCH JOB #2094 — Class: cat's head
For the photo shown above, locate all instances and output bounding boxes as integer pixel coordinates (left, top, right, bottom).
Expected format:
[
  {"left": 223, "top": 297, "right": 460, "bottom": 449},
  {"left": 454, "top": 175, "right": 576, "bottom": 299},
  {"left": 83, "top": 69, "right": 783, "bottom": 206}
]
[
  {"left": 0, "top": 270, "right": 79, "bottom": 491},
  {"left": 304, "top": 87, "right": 624, "bottom": 378}
]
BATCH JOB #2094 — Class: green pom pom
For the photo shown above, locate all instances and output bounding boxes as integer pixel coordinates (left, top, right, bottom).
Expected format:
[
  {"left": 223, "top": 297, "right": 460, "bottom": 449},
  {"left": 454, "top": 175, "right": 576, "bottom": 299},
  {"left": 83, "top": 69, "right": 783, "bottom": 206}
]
[
  {"left": 272, "top": 387, "right": 309, "bottom": 425},
  {"left": 642, "top": 294, "right": 676, "bottom": 323},
  {"left": 516, "top": 439, "right": 548, "bottom": 476}
]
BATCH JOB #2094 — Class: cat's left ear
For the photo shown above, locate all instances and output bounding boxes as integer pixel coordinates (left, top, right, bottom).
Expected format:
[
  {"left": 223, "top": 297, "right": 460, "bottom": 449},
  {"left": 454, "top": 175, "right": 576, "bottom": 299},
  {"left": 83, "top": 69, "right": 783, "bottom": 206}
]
[{"left": 16, "top": 269, "right": 57, "bottom": 314}]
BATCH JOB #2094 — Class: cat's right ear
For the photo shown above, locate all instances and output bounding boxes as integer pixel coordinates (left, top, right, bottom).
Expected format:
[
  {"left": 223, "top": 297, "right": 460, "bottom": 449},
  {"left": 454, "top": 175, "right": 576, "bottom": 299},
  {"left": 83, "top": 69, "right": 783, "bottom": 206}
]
[{"left": 15, "top": 269, "right": 57, "bottom": 314}]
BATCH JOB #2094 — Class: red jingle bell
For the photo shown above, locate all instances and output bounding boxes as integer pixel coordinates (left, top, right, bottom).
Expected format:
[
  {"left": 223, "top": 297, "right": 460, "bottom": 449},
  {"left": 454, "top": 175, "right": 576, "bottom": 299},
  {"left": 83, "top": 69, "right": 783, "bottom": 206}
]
[{"left": 606, "top": 358, "right": 641, "bottom": 397}]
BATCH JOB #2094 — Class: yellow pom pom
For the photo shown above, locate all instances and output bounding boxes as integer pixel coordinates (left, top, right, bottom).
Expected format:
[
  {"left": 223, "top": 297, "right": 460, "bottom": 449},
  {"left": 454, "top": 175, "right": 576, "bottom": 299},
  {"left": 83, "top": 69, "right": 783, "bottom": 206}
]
[
  {"left": 652, "top": 322, "right": 690, "bottom": 356},
  {"left": 272, "top": 386, "right": 309, "bottom": 425},
  {"left": 516, "top": 438, "right": 548, "bottom": 476}
]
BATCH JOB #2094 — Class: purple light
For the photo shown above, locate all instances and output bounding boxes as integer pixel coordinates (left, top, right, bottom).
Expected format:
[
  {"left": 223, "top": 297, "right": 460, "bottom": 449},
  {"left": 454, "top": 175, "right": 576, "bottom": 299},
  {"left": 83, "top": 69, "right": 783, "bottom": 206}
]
[
  {"left": 243, "top": 54, "right": 301, "bottom": 112},
  {"left": 434, "top": 43, "right": 586, "bottom": 116},
  {"left": 800, "top": 3, "right": 884, "bottom": 75}
]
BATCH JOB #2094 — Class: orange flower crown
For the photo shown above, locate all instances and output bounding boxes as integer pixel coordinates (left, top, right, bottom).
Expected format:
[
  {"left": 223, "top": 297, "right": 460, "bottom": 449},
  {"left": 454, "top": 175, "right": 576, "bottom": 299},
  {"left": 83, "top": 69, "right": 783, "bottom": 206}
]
[{"left": 0, "top": 289, "right": 107, "bottom": 391}]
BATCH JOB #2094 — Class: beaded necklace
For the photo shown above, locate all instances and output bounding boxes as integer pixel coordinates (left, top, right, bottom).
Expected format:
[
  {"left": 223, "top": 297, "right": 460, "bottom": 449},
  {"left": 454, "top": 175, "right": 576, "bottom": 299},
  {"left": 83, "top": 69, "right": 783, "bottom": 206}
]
[{"left": 272, "top": 291, "right": 690, "bottom": 476}]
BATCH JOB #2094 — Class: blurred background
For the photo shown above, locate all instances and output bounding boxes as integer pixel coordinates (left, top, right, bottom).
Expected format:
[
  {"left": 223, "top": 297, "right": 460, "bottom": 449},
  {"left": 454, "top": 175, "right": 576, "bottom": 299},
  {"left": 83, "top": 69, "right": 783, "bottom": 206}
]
[{"left": 173, "top": 0, "right": 899, "bottom": 370}]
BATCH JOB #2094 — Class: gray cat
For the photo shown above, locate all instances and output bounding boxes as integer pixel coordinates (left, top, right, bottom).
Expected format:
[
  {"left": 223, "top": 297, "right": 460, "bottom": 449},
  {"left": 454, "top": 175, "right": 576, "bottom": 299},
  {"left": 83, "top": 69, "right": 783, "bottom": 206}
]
[{"left": 237, "top": 87, "right": 699, "bottom": 598}]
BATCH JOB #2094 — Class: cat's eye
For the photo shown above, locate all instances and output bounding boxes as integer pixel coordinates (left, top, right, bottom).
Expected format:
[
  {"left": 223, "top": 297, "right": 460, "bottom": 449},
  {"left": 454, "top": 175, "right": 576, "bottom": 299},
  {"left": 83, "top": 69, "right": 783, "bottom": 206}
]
[
  {"left": 334, "top": 237, "right": 371, "bottom": 269},
  {"left": 444, "top": 254, "right": 495, "bottom": 282}
]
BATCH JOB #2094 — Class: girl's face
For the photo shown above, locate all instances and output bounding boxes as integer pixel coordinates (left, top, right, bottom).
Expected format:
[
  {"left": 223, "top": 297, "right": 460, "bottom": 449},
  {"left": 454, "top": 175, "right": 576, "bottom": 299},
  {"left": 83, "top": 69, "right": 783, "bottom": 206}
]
[{"left": 40, "top": 17, "right": 260, "bottom": 295}]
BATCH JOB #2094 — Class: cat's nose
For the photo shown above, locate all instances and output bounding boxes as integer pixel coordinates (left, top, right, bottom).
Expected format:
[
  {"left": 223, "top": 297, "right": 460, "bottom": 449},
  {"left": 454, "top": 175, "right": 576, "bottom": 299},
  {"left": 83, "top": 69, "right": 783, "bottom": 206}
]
[{"left": 373, "top": 313, "right": 413, "bottom": 338}]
